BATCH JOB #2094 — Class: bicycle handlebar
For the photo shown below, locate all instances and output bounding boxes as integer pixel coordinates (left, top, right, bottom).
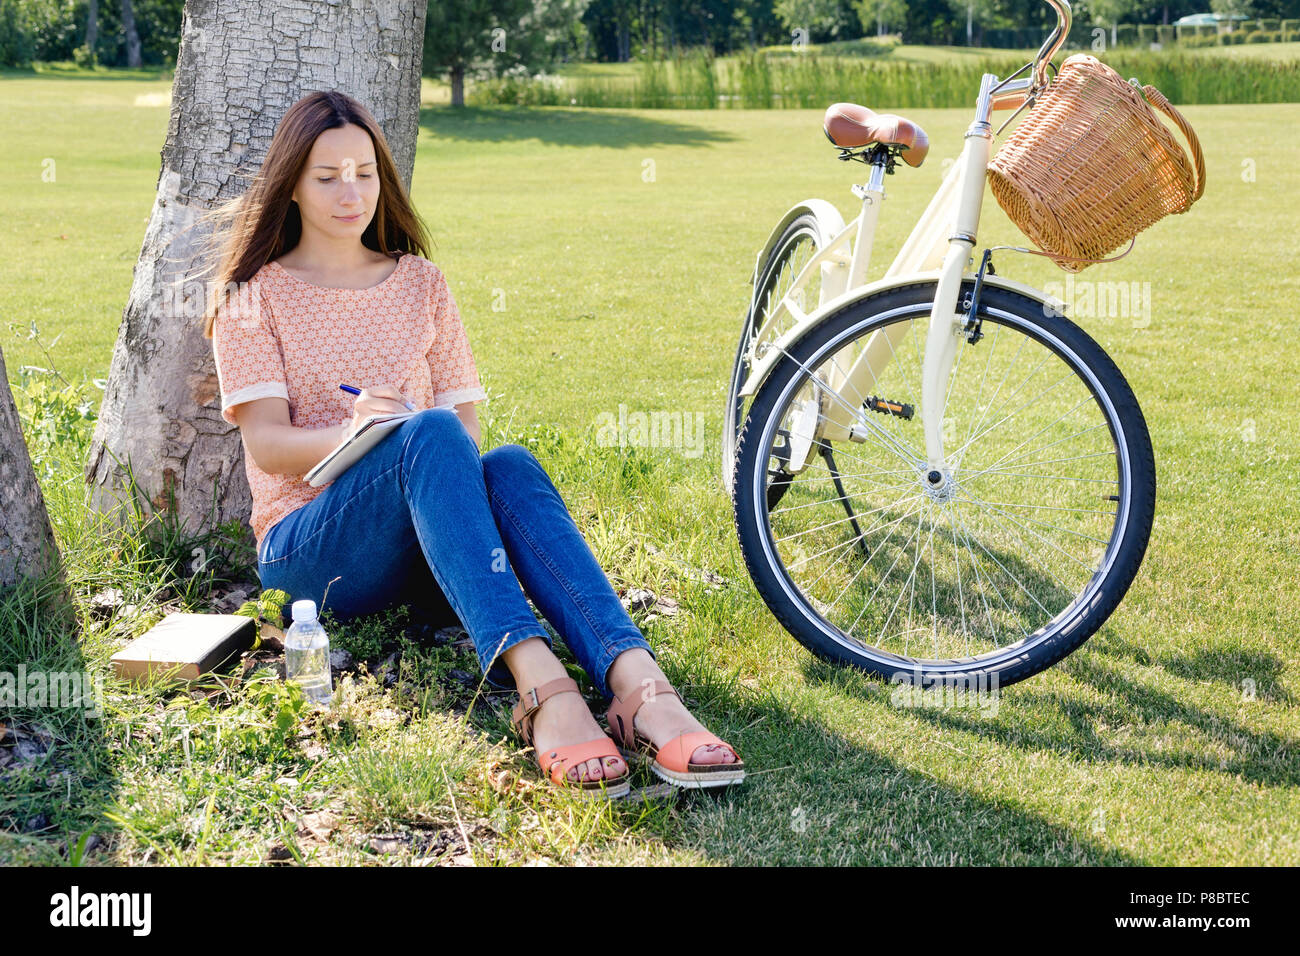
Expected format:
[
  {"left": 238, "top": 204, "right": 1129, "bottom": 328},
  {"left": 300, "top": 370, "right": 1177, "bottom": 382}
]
[
  {"left": 1032, "top": 0, "right": 1072, "bottom": 90},
  {"left": 985, "top": 0, "right": 1071, "bottom": 118}
]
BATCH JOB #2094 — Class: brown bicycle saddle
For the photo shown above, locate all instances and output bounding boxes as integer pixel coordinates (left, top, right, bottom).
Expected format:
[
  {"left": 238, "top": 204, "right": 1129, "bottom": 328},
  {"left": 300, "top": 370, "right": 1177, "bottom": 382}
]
[{"left": 823, "top": 102, "right": 930, "bottom": 168}]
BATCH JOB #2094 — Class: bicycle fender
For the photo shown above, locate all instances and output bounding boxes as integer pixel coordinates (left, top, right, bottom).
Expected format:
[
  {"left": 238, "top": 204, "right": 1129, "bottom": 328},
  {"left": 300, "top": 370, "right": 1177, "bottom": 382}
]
[
  {"left": 737, "top": 270, "right": 1068, "bottom": 398},
  {"left": 748, "top": 199, "right": 846, "bottom": 287}
]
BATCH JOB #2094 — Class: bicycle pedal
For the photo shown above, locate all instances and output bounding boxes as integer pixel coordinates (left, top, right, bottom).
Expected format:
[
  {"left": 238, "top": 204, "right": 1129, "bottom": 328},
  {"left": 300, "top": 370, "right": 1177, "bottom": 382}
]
[{"left": 863, "top": 395, "right": 914, "bottom": 420}]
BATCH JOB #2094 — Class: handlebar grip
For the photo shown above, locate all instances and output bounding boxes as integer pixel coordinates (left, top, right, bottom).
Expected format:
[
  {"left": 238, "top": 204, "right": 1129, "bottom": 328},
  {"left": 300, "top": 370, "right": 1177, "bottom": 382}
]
[{"left": 991, "top": 90, "right": 1030, "bottom": 112}]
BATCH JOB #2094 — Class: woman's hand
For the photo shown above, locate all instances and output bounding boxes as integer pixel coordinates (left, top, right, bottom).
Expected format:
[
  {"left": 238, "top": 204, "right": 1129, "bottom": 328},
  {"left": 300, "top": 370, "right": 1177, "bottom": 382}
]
[{"left": 346, "top": 384, "right": 412, "bottom": 439}]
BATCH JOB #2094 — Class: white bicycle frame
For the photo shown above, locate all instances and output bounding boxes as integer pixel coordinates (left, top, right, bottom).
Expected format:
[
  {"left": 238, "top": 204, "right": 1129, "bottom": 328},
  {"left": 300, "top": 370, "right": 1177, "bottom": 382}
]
[{"left": 739, "top": 0, "right": 1074, "bottom": 488}]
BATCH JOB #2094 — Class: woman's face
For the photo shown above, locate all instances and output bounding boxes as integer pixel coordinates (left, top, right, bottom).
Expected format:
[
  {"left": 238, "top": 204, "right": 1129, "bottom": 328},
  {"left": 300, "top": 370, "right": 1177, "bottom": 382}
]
[{"left": 291, "top": 123, "right": 381, "bottom": 237}]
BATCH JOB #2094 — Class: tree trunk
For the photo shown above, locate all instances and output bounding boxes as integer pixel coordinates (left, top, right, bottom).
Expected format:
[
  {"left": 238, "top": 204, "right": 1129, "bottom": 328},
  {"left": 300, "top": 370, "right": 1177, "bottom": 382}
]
[
  {"left": 86, "top": 0, "right": 98, "bottom": 52},
  {"left": 0, "top": 348, "right": 64, "bottom": 594},
  {"left": 85, "top": 0, "right": 427, "bottom": 541},
  {"left": 121, "top": 0, "right": 142, "bottom": 68},
  {"left": 450, "top": 63, "right": 465, "bottom": 107}
]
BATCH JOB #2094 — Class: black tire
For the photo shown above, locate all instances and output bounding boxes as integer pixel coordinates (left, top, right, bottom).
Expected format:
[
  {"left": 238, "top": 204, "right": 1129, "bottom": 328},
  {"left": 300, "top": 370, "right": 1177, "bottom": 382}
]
[
  {"left": 731, "top": 281, "right": 1156, "bottom": 688},
  {"left": 723, "top": 212, "right": 836, "bottom": 499}
]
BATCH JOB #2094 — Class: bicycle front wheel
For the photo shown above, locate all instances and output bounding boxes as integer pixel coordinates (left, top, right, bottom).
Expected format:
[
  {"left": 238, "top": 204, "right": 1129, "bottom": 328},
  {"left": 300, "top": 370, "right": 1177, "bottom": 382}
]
[{"left": 731, "top": 281, "right": 1155, "bottom": 688}]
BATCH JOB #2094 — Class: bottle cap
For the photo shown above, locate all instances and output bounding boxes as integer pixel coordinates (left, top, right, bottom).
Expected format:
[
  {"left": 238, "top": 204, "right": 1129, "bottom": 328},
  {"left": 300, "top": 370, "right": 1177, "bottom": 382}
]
[{"left": 291, "top": 599, "right": 318, "bottom": 623}]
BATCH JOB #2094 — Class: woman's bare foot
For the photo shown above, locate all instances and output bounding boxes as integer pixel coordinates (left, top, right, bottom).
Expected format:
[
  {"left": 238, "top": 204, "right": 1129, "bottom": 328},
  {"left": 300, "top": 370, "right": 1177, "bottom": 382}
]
[
  {"left": 606, "top": 649, "right": 739, "bottom": 765},
  {"left": 503, "top": 637, "right": 627, "bottom": 784}
]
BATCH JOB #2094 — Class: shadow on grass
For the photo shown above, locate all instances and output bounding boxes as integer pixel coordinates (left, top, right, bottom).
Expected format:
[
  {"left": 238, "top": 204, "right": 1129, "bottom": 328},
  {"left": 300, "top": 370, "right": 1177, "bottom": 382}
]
[
  {"left": 0, "top": 558, "right": 108, "bottom": 864},
  {"left": 636, "top": 652, "right": 1137, "bottom": 865},
  {"left": 817, "top": 644, "right": 1300, "bottom": 791},
  {"left": 420, "top": 105, "right": 739, "bottom": 149},
  {"left": 1093, "top": 632, "right": 1292, "bottom": 706},
  {"left": 0, "top": 448, "right": 264, "bottom": 863}
]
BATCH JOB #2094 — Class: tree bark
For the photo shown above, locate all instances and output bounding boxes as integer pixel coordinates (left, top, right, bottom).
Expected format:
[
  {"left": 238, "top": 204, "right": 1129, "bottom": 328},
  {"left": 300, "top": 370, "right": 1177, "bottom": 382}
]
[
  {"left": 121, "top": 0, "right": 143, "bottom": 68},
  {"left": 85, "top": 0, "right": 427, "bottom": 541},
  {"left": 450, "top": 63, "right": 465, "bottom": 106},
  {"left": 0, "top": 348, "right": 64, "bottom": 594},
  {"left": 618, "top": 20, "right": 630, "bottom": 61},
  {"left": 86, "top": 0, "right": 98, "bottom": 52}
]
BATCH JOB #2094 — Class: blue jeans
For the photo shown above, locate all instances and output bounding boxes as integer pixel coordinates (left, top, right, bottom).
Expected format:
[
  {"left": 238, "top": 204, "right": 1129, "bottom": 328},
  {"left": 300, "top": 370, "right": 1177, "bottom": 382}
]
[{"left": 256, "top": 407, "right": 654, "bottom": 698}]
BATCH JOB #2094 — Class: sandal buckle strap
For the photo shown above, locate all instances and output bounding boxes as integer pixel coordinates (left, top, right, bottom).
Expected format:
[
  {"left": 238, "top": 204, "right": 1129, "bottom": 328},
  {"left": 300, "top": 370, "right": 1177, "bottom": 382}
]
[
  {"left": 511, "top": 677, "right": 582, "bottom": 746},
  {"left": 605, "top": 679, "right": 679, "bottom": 750}
]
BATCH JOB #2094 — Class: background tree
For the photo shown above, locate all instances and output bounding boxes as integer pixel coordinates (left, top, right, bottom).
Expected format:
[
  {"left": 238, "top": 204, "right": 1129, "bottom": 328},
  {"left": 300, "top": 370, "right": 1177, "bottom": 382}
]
[
  {"left": 423, "top": 0, "right": 589, "bottom": 106},
  {"left": 487, "top": 0, "right": 593, "bottom": 74},
  {"left": 1211, "top": 0, "right": 1257, "bottom": 17},
  {"left": 0, "top": 0, "right": 185, "bottom": 68},
  {"left": 583, "top": 0, "right": 637, "bottom": 60},
  {"left": 426, "top": 0, "right": 526, "bottom": 106},
  {"left": 854, "top": 0, "right": 907, "bottom": 36},
  {"left": 1087, "top": 0, "right": 1142, "bottom": 25},
  {"left": 727, "top": 0, "right": 788, "bottom": 49},
  {"left": 85, "top": 0, "right": 97, "bottom": 58},
  {"left": 1083, "top": 0, "right": 1140, "bottom": 45},
  {"left": 84, "top": 0, "right": 428, "bottom": 538},
  {"left": 774, "top": 0, "right": 854, "bottom": 42},
  {"left": 120, "top": 0, "right": 142, "bottom": 68}
]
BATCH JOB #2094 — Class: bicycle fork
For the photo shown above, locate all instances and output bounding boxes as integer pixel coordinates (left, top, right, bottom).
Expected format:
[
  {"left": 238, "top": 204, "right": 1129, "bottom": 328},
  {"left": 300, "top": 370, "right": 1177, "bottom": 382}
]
[
  {"left": 920, "top": 109, "right": 993, "bottom": 488},
  {"left": 813, "top": 105, "right": 994, "bottom": 481}
]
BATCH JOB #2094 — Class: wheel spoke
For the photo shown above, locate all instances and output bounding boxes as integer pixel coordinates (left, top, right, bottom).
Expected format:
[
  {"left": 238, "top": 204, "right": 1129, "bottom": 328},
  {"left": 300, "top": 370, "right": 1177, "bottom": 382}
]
[{"left": 768, "top": 341, "right": 924, "bottom": 465}]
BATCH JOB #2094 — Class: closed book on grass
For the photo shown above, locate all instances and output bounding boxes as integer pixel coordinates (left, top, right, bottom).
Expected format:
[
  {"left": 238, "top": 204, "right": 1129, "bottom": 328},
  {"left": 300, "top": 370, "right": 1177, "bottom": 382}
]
[{"left": 111, "top": 613, "right": 257, "bottom": 683}]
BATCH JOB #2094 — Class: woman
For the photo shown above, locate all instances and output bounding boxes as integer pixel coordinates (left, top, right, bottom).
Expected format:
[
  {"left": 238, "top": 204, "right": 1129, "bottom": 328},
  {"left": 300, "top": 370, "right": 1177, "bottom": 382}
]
[{"left": 200, "top": 90, "right": 742, "bottom": 798}]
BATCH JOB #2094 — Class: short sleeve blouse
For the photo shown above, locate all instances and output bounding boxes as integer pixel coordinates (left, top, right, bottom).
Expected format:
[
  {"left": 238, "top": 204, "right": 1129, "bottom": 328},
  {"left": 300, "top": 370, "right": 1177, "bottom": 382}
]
[{"left": 211, "top": 252, "right": 487, "bottom": 549}]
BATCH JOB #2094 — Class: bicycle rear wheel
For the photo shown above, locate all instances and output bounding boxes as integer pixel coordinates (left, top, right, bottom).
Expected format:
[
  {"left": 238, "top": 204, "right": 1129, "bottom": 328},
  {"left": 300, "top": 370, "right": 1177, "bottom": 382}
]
[
  {"left": 731, "top": 282, "right": 1155, "bottom": 688},
  {"left": 724, "top": 210, "right": 837, "bottom": 499}
]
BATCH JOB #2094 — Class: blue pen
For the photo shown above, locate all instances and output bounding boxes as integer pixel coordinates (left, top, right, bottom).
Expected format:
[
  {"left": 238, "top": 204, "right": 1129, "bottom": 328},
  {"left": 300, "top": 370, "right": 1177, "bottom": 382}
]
[{"left": 339, "top": 383, "right": 416, "bottom": 411}]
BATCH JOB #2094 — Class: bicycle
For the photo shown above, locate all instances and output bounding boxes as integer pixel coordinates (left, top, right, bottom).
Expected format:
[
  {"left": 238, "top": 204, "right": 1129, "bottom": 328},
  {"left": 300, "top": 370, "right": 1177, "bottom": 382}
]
[{"left": 724, "top": 0, "right": 1159, "bottom": 689}]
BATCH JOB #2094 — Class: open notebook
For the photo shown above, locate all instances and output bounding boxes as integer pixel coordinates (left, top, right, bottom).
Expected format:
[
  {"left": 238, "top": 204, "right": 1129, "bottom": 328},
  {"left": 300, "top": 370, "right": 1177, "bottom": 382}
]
[{"left": 305, "top": 411, "right": 418, "bottom": 487}]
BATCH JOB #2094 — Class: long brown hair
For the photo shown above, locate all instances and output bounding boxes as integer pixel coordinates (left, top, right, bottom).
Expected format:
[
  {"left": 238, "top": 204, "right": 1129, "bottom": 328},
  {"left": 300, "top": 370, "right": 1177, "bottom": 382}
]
[{"left": 198, "top": 90, "right": 432, "bottom": 339}]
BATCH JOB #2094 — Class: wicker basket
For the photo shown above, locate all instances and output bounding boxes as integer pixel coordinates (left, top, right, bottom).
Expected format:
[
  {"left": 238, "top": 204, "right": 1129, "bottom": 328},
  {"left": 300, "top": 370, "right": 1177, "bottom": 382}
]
[{"left": 987, "top": 53, "right": 1206, "bottom": 272}]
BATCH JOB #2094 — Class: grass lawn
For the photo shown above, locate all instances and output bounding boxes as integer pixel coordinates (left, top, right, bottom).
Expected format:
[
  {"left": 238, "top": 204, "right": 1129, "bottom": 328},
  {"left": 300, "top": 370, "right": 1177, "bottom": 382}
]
[{"left": 1, "top": 69, "right": 1297, "bottom": 865}]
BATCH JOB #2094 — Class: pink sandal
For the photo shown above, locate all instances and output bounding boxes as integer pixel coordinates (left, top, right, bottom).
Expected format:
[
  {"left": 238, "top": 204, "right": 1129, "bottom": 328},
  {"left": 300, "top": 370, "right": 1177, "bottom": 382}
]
[
  {"left": 512, "top": 677, "right": 631, "bottom": 800},
  {"left": 605, "top": 680, "right": 745, "bottom": 789}
]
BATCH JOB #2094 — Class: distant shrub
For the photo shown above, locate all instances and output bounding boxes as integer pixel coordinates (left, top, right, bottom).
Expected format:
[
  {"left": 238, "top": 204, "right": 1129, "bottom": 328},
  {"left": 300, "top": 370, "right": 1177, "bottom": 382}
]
[
  {"left": 475, "top": 47, "right": 1300, "bottom": 110},
  {"left": 0, "top": 0, "right": 34, "bottom": 67}
]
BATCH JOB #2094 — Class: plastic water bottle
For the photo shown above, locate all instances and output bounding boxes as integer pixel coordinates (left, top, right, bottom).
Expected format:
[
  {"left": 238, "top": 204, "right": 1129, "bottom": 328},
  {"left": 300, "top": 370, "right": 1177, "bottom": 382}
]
[{"left": 285, "top": 600, "right": 333, "bottom": 708}]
